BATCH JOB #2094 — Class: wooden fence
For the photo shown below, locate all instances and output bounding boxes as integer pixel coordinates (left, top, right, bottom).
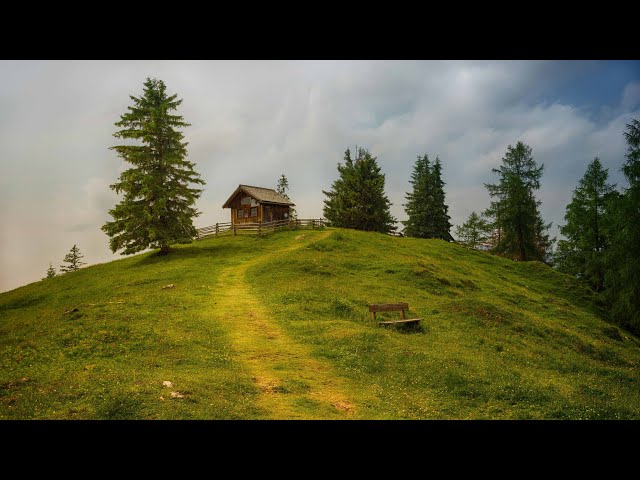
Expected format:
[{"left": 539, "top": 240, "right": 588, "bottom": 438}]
[{"left": 196, "top": 218, "right": 325, "bottom": 239}]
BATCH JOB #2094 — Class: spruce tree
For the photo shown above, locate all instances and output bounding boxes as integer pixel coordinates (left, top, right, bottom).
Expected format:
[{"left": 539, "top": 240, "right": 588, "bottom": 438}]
[
  {"left": 403, "top": 154, "right": 452, "bottom": 240},
  {"left": 431, "top": 157, "right": 454, "bottom": 241},
  {"left": 455, "top": 212, "right": 491, "bottom": 248},
  {"left": 276, "top": 174, "right": 289, "bottom": 196},
  {"left": 277, "top": 174, "right": 296, "bottom": 219},
  {"left": 102, "top": 78, "right": 205, "bottom": 256},
  {"left": 60, "top": 245, "right": 85, "bottom": 273},
  {"left": 605, "top": 119, "right": 640, "bottom": 333},
  {"left": 323, "top": 147, "right": 396, "bottom": 233},
  {"left": 556, "top": 158, "right": 616, "bottom": 290},
  {"left": 403, "top": 154, "right": 432, "bottom": 238},
  {"left": 44, "top": 263, "right": 56, "bottom": 279},
  {"left": 484, "top": 141, "right": 551, "bottom": 261}
]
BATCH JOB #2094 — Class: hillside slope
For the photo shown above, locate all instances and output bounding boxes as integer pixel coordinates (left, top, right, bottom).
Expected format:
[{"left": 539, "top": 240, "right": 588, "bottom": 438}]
[{"left": 1, "top": 228, "right": 639, "bottom": 419}]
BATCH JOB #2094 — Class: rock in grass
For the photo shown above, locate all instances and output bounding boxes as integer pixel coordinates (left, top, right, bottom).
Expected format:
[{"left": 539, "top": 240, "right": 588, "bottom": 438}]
[
  {"left": 162, "top": 381, "right": 173, "bottom": 388},
  {"left": 162, "top": 284, "right": 175, "bottom": 289},
  {"left": 170, "top": 391, "right": 184, "bottom": 399}
]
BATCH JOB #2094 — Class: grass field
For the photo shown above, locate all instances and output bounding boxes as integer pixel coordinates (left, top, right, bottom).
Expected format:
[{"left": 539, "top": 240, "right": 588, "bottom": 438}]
[{"left": 1, "top": 228, "right": 639, "bottom": 419}]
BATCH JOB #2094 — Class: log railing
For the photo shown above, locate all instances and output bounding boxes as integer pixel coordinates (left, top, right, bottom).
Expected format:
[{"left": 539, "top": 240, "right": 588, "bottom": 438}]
[{"left": 196, "top": 218, "right": 325, "bottom": 239}]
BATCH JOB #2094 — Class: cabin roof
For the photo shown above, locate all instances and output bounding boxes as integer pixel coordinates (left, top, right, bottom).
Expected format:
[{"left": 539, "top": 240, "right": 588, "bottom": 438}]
[{"left": 222, "top": 184, "right": 295, "bottom": 208}]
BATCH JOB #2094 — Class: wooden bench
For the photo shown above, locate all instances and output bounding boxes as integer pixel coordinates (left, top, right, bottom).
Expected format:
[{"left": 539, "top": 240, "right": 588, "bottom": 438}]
[{"left": 369, "top": 303, "right": 422, "bottom": 326}]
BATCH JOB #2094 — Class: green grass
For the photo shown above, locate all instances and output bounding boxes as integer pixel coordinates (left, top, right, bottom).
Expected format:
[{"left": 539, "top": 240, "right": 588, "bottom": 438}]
[{"left": 1, "top": 228, "right": 639, "bottom": 419}]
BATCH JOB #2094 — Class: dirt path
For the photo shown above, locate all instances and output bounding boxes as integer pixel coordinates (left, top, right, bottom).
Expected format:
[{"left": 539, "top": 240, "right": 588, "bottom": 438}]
[{"left": 210, "top": 231, "right": 355, "bottom": 419}]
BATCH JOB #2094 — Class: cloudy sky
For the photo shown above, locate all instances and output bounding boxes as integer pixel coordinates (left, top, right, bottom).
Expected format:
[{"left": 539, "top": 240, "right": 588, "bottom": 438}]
[{"left": 1, "top": 60, "right": 639, "bottom": 292}]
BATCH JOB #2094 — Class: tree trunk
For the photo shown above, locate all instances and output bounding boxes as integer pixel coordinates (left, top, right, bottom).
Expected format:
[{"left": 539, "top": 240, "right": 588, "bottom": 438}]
[{"left": 159, "top": 245, "right": 171, "bottom": 255}]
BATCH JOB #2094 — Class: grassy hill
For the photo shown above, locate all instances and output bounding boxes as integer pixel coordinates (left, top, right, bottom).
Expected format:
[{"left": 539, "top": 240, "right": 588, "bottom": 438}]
[{"left": 1, "top": 228, "right": 639, "bottom": 419}]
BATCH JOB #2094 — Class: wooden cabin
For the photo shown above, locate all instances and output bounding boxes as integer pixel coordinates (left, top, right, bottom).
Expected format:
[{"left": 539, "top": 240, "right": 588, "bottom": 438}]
[{"left": 223, "top": 184, "right": 295, "bottom": 225}]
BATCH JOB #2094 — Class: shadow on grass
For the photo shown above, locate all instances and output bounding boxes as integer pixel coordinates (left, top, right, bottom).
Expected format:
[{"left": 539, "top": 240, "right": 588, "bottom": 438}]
[
  {"left": 132, "top": 241, "right": 246, "bottom": 267},
  {"left": 379, "top": 321, "right": 426, "bottom": 334}
]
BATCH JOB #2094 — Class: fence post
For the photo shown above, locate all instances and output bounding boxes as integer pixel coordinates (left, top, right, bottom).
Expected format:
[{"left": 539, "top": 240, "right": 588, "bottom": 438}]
[
  {"left": 215, "top": 223, "right": 219, "bottom": 236},
  {"left": 233, "top": 223, "right": 236, "bottom": 236},
  {"left": 258, "top": 221, "right": 261, "bottom": 237}
]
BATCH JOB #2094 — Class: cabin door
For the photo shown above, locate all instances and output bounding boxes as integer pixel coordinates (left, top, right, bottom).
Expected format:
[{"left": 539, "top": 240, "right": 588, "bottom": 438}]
[{"left": 265, "top": 205, "right": 273, "bottom": 222}]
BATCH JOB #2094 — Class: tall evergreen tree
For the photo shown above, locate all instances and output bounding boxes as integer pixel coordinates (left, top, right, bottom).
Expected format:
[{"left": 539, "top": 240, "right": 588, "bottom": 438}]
[
  {"left": 605, "top": 119, "right": 640, "bottom": 333},
  {"left": 102, "top": 78, "right": 205, "bottom": 256},
  {"left": 455, "top": 212, "right": 491, "bottom": 248},
  {"left": 431, "top": 157, "right": 454, "bottom": 241},
  {"left": 403, "top": 154, "right": 432, "bottom": 237},
  {"left": 43, "top": 263, "right": 56, "bottom": 279},
  {"left": 484, "top": 141, "right": 551, "bottom": 261},
  {"left": 60, "top": 245, "right": 85, "bottom": 273},
  {"left": 555, "top": 158, "right": 616, "bottom": 290},
  {"left": 403, "top": 154, "right": 452, "bottom": 240},
  {"left": 277, "top": 174, "right": 296, "bottom": 219},
  {"left": 323, "top": 147, "right": 396, "bottom": 233}
]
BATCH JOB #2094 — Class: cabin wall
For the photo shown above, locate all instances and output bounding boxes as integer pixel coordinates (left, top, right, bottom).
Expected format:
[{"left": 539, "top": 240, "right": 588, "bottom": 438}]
[
  {"left": 263, "top": 204, "right": 290, "bottom": 222},
  {"left": 228, "top": 191, "right": 290, "bottom": 225},
  {"left": 229, "top": 192, "right": 262, "bottom": 225}
]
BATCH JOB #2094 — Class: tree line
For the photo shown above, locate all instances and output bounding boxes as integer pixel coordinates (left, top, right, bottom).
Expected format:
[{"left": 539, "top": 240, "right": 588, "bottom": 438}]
[
  {"left": 60, "top": 77, "right": 637, "bottom": 336},
  {"left": 321, "top": 140, "right": 553, "bottom": 265},
  {"left": 555, "top": 120, "right": 640, "bottom": 334}
]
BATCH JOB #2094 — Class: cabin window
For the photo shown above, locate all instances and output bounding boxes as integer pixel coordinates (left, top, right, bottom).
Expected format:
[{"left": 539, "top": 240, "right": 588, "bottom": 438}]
[
  {"left": 236, "top": 209, "right": 243, "bottom": 219},
  {"left": 243, "top": 209, "right": 249, "bottom": 218},
  {"left": 251, "top": 198, "right": 258, "bottom": 207},
  {"left": 250, "top": 207, "right": 257, "bottom": 217},
  {"left": 241, "top": 196, "right": 251, "bottom": 206}
]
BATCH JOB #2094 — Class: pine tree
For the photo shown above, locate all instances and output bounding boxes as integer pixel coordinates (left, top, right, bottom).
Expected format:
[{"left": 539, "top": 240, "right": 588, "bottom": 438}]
[
  {"left": 403, "top": 154, "right": 432, "bottom": 238},
  {"left": 60, "top": 245, "right": 85, "bottom": 273},
  {"left": 556, "top": 158, "right": 616, "bottom": 290},
  {"left": 101, "top": 78, "right": 205, "bottom": 256},
  {"left": 484, "top": 141, "right": 552, "bottom": 261},
  {"left": 323, "top": 147, "right": 396, "bottom": 233},
  {"left": 276, "top": 174, "right": 289, "bottom": 196},
  {"left": 605, "top": 119, "right": 640, "bottom": 333},
  {"left": 431, "top": 157, "right": 454, "bottom": 241},
  {"left": 455, "top": 212, "right": 491, "bottom": 248},
  {"left": 403, "top": 154, "right": 452, "bottom": 240},
  {"left": 276, "top": 174, "right": 296, "bottom": 219},
  {"left": 43, "top": 263, "right": 56, "bottom": 279}
]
